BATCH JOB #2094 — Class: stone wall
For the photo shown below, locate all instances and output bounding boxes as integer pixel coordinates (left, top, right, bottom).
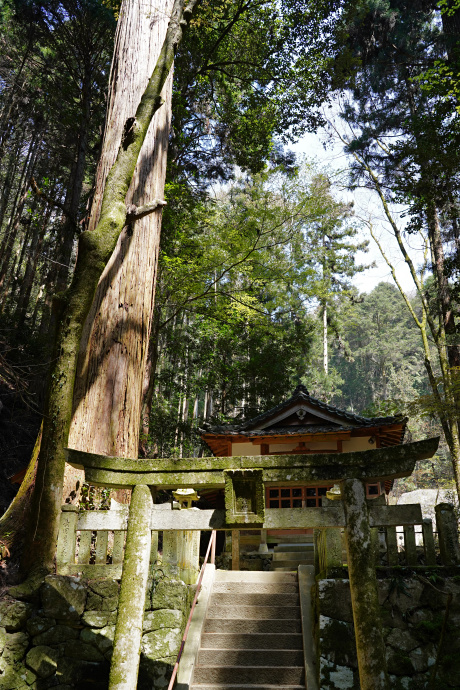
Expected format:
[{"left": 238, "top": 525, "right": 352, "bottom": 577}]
[
  {"left": 316, "top": 575, "right": 460, "bottom": 690},
  {"left": 0, "top": 573, "right": 192, "bottom": 690}
]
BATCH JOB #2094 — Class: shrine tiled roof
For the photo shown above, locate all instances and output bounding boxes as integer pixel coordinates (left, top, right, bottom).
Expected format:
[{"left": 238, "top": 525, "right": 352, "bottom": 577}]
[
  {"left": 201, "top": 421, "right": 403, "bottom": 436},
  {"left": 201, "top": 384, "right": 406, "bottom": 435}
]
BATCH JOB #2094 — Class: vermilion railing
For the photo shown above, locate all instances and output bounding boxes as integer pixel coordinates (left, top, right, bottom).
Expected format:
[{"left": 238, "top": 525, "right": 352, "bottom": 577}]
[{"left": 167, "top": 529, "right": 217, "bottom": 690}]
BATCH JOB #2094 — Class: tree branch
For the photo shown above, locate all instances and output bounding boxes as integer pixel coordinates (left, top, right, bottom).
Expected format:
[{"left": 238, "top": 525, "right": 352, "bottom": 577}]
[
  {"left": 30, "top": 177, "right": 78, "bottom": 229},
  {"left": 126, "top": 199, "right": 167, "bottom": 222}
]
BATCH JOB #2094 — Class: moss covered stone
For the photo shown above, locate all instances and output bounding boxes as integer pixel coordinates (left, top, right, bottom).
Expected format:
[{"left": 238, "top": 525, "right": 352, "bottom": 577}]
[
  {"left": 87, "top": 579, "right": 119, "bottom": 599},
  {"left": 2, "top": 632, "right": 29, "bottom": 664},
  {"left": 41, "top": 575, "right": 87, "bottom": 622},
  {"left": 81, "top": 611, "right": 116, "bottom": 628},
  {"left": 33, "top": 624, "right": 79, "bottom": 646},
  {"left": 318, "top": 580, "right": 354, "bottom": 624},
  {"left": 138, "top": 657, "right": 175, "bottom": 690},
  {"left": 386, "top": 649, "right": 414, "bottom": 676},
  {"left": 143, "top": 609, "right": 183, "bottom": 633},
  {"left": 25, "top": 645, "right": 59, "bottom": 678},
  {"left": 386, "top": 629, "right": 419, "bottom": 652},
  {"left": 319, "top": 657, "right": 355, "bottom": 689},
  {"left": 319, "top": 616, "right": 358, "bottom": 669},
  {"left": 55, "top": 656, "right": 110, "bottom": 686},
  {"left": 0, "top": 601, "right": 32, "bottom": 633},
  {"left": 0, "top": 657, "right": 29, "bottom": 690},
  {"left": 342, "top": 478, "right": 390, "bottom": 689},
  {"left": 409, "top": 644, "right": 436, "bottom": 673},
  {"left": 26, "top": 615, "right": 56, "bottom": 637},
  {"left": 141, "top": 628, "right": 182, "bottom": 661},
  {"left": 101, "top": 596, "right": 118, "bottom": 612},
  {"left": 151, "top": 580, "right": 188, "bottom": 612},
  {"left": 85, "top": 591, "right": 104, "bottom": 611},
  {"left": 64, "top": 639, "right": 105, "bottom": 662},
  {"left": 80, "top": 625, "right": 115, "bottom": 656}
]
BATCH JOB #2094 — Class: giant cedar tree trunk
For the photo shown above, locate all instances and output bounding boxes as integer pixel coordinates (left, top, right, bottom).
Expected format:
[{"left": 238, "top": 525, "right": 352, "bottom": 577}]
[
  {"left": 10, "top": 0, "right": 197, "bottom": 579},
  {"left": 67, "top": 0, "right": 173, "bottom": 466}
]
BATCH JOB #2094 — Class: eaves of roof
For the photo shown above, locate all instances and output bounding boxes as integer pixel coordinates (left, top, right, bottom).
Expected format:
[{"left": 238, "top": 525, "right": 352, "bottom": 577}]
[{"left": 201, "top": 384, "right": 406, "bottom": 435}]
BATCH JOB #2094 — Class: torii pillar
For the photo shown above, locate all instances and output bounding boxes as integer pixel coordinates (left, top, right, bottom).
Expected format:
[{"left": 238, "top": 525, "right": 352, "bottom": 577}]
[{"left": 342, "top": 478, "right": 390, "bottom": 690}]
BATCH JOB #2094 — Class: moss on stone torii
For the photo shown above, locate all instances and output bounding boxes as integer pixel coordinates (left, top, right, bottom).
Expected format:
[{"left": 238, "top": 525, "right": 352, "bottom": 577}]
[{"left": 65, "top": 437, "right": 439, "bottom": 488}]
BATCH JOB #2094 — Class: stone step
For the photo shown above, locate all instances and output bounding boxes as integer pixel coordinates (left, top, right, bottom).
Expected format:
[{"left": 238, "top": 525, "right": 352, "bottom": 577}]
[
  {"left": 271, "top": 560, "right": 313, "bottom": 570},
  {"left": 197, "top": 649, "right": 304, "bottom": 667},
  {"left": 200, "top": 633, "right": 303, "bottom": 650},
  {"left": 192, "top": 666, "right": 305, "bottom": 686},
  {"left": 210, "top": 592, "right": 299, "bottom": 607},
  {"left": 271, "top": 534, "right": 314, "bottom": 543},
  {"left": 272, "top": 551, "right": 312, "bottom": 561},
  {"left": 212, "top": 581, "right": 299, "bottom": 595},
  {"left": 190, "top": 685, "right": 305, "bottom": 690},
  {"left": 206, "top": 605, "right": 301, "bottom": 620},
  {"left": 190, "top": 686, "right": 305, "bottom": 690},
  {"left": 214, "top": 570, "right": 297, "bottom": 584},
  {"left": 274, "top": 541, "right": 313, "bottom": 551},
  {"left": 203, "top": 618, "right": 302, "bottom": 634}
]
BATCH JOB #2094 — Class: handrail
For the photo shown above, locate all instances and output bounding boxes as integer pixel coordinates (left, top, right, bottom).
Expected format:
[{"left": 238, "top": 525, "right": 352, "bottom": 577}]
[{"left": 167, "top": 529, "right": 217, "bottom": 690}]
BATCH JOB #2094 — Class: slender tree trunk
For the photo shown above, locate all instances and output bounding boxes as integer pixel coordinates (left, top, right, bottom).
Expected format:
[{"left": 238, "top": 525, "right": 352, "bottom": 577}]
[
  {"left": 139, "top": 304, "right": 162, "bottom": 457},
  {"left": 0, "top": 132, "right": 22, "bottom": 231},
  {"left": 323, "top": 302, "right": 328, "bottom": 375},
  {"left": 426, "top": 201, "right": 460, "bottom": 368},
  {"left": 0, "top": 136, "right": 38, "bottom": 283},
  {"left": 15, "top": 204, "right": 52, "bottom": 331},
  {"left": 55, "top": 66, "right": 93, "bottom": 294}
]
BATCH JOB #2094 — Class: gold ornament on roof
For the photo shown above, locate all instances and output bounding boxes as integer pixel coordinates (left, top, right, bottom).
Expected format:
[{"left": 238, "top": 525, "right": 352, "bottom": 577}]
[{"left": 326, "top": 484, "right": 342, "bottom": 501}]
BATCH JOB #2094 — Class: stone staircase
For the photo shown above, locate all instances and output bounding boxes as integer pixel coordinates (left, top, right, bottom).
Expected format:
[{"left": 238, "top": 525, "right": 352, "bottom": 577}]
[
  {"left": 190, "top": 570, "right": 305, "bottom": 690},
  {"left": 271, "top": 543, "right": 314, "bottom": 572}
]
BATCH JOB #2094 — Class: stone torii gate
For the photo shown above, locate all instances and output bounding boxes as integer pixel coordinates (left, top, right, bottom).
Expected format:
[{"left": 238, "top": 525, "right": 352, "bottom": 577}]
[{"left": 64, "top": 437, "right": 439, "bottom": 690}]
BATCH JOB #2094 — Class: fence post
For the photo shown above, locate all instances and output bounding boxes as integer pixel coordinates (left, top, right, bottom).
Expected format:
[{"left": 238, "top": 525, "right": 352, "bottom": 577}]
[
  {"left": 56, "top": 504, "right": 79, "bottom": 568},
  {"left": 370, "top": 527, "right": 380, "bottom": 566},
  {"left": 325, "top": 529, "right": 342, "bottom": 572},
  {"left": 422, "top": 518, "right": 436, "bottom": 565},
  {"left": 313, "top": 529, "right": 321, "bottom": 574},
  {"left": 258, "top": 528, "right": 268, "bottom": 553},
  {"left": 435, "top": 503, "right": 460, "bottom": 565},
  {"left": 403, "top": 525, "right": 418, "bottom": 566},
  {"left": 163, "top": 531, "right": 180, "bottom": 577},
  {"left": 232, "top": 530, "right": 240, "bottom": 570},
  {"left": 385, "top": 526, "right": 398, "bottom": 566},
  {"left": 150, "top": 531, "right": 159, "bottom": 564}
]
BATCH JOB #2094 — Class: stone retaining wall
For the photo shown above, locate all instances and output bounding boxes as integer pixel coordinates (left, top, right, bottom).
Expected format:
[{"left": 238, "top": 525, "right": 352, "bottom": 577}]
[
  {"left": 0, "top": 573, "right": 192, "bottom": 690},
  {"left": 316, "top": 575, "right": 460, "bottom": 690}
]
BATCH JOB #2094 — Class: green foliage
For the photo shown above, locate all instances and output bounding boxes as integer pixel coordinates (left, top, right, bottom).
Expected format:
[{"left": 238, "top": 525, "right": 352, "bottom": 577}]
[
  {"left": 170, "top": 0, "right": 338, "bottom": 186},
  {"left": 330, "top": 283, "right": 427, "bottom": 412},
  {"left": 146, "top": 164, "right": 363, "bottom": 457}
]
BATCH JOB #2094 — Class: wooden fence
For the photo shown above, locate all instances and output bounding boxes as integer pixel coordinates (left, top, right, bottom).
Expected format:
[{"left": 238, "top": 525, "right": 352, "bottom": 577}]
[{"left": 56, "top": 501, "right": 451, "bottom": 578}]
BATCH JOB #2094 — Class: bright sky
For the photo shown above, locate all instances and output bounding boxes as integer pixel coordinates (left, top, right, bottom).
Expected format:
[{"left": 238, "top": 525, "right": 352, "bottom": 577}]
[{"left": 292, "top": 131, "right": 427, "bottom": 296}]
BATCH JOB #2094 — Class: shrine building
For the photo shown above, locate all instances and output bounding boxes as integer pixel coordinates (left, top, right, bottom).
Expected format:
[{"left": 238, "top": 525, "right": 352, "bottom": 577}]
[
  {"left": 201, "top": 383, "right": 407, "bottom": 502},
  {"left": 200, "top": 384, "right": 407, "bottom": 556}
]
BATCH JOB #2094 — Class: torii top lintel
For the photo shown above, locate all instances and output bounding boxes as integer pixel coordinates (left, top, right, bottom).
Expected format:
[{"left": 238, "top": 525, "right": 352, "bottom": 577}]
[{"left": 65, "top": 437, "right": 439, "bottom": 490}]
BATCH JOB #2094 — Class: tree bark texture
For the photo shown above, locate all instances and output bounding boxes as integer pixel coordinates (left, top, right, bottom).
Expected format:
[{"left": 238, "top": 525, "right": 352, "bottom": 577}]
[
  {"left": 15, "top": 0, "right": 197, "bottom": 574},
  {"left": 68, "top": 0, "right": 174, "bottom": 460}
]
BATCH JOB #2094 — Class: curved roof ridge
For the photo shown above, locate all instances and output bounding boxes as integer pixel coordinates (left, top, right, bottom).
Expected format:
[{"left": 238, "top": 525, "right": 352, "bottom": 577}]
[{"left": 228, "top": 384, "right": 404, "bottom": 432}]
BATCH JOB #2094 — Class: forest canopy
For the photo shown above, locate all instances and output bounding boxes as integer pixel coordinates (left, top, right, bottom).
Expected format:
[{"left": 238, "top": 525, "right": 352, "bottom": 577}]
[{"left": 0, "top": 0, "right": 460, "bottom": 569}]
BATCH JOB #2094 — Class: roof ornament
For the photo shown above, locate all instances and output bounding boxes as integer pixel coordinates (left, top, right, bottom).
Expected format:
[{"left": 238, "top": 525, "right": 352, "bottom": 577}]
[
  {"left": 296, "top": 409, "right": 307, "bottom": 421},
  {"left": 293, "top": 383, "right": 309, "bottom": 396}
]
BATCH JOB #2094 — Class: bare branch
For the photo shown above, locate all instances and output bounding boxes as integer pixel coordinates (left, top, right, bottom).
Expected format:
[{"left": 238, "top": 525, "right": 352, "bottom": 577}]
[{"left": 126, "top": 199, "right": 167, "bottom": 222}]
